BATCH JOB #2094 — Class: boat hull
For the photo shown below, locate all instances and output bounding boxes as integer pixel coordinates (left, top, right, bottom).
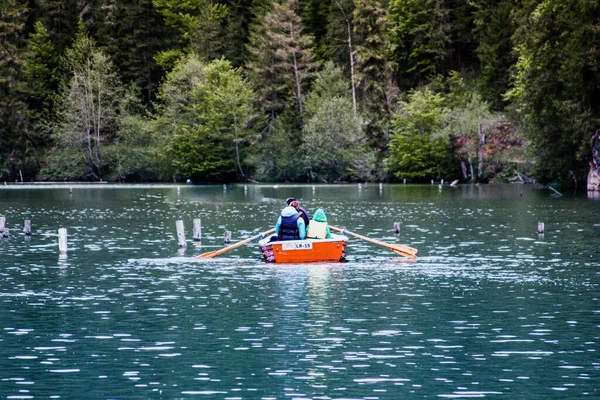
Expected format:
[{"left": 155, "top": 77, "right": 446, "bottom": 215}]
[{"left": 259, "top": 234, "right": 348, "bottom": 263}]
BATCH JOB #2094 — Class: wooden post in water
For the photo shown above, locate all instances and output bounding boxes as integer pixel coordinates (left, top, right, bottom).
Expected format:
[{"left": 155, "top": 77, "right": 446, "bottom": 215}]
[
  {"left": 393, "top": 222, "right": 400, "bottom": 234},
  {"left": 403, "top": 179, "right": 406, "bottom": 184},
  {"left": 176, "top": 220, "right": 186, "bottom": 248},
  {"left": 193, "top": 218, "right": 202, "bottom": 242},
  {"left": 0, "top": 217, "right": 6, "bottom": 237},
  {"left": 223, "top": 184, "right": 227, "bottom": 191},
  {"left": 537, "top": 222, "right": 545, "bottom": 234},
  {"left": 364, "top": 182, "right": 368, "bottom": 189},
  {"left": 431, "top": 179, "right": 434, "bottom": 185},
  {"left": 224, "top": 231, "right": 232, "bottom": 244},
  {"left": 58, "top": 228, "right": 67, "bottom": 254},
  {"left": 24, "top": 220, "right": 31, "bottom": 237}
]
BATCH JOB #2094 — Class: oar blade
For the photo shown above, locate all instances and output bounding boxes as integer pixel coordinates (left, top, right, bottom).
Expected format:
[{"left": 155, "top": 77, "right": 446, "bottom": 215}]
[
  {"left": 391, "top": 244, "right": 418, "bottom": 257},
  {"left": 392, "top": 248, "right": 417, "bottom": 258},
  {"left": 330, "top": 225, "right": 418, "bottom": 258}
]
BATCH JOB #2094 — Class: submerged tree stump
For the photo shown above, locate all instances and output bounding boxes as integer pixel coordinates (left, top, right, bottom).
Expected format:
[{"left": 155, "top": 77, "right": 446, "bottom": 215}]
[
  {"left": 176, "top": 220, "right": 186, "bottom": 248},
  {"left": 24, "top": 220, "right": 31, "bottom": 237},
  {"left": 193, "top": 219, "right": 202, "bottom": 242},
  {"left": 58, "top": 228, "right": 67, "bottom": 253}
]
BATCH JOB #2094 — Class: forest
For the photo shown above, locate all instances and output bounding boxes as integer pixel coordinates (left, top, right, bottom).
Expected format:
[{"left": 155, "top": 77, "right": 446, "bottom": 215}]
[{"left": 0, "top": 0, "right": 599, "bottom": 189}]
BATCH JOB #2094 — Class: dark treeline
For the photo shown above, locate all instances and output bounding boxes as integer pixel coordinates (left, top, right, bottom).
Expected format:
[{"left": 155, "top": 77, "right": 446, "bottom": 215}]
[{"left": 1, "top": 0, "right": 598, "bottom": 188}]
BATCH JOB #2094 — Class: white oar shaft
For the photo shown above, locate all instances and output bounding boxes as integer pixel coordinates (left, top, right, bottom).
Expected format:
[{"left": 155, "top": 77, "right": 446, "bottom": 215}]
[
  {"left": 198, "top": 228, "right": 275, "bottom": 258},
  {"left": 330, "top": 226, "right": 417, "bottom": 258}
]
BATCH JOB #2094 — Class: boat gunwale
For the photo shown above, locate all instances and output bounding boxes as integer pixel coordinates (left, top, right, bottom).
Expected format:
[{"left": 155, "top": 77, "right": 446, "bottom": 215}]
[{"left": 258, "top": 233, "right": 348, "bottom": 247}]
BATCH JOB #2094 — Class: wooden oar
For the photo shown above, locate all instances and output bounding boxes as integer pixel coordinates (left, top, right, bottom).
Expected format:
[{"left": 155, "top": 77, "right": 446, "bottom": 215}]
[
  {"left": 330, "top": 226, "right": 418, "bottom": 258},
  {"left": 198, "top": 228, "right": 276, "bottom": 259}
]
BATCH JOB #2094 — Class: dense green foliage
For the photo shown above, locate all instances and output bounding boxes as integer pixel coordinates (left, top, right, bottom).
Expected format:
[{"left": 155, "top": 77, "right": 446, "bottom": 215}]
[
  {"left": 1, "top": 0, "right": 597, "bottom": 188},
  {"left": 388, "top": 88, "right": 452, "bottom": 181}
]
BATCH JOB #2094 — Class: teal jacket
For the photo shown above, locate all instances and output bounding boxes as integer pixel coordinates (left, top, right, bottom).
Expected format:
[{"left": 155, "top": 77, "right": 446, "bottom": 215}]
[{"left": 306, "top": 208, "right": 331, "bottom": 239}]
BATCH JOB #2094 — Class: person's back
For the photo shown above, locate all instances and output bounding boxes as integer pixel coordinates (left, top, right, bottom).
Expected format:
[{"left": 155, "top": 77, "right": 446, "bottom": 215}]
[
  {"left": 276, "top": 202, "right": 306, "bottom": 240},
  {"left": 306, "top": 208, "right": 331, "bottom": 239}
]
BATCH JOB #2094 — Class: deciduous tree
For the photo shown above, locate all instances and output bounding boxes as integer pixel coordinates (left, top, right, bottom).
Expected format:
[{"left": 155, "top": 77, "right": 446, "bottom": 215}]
[
  {"left": 52, "top": 22, "right": 122, "bottom": 180},
  {"left": 158, "top": 56, "right": 255, "bottom": 181},
  {"left": 301, "top": 62, "right": 373, "bottom": 181},
  {"left": 387, "top": 87, "right": 452, "bottom": 181}
]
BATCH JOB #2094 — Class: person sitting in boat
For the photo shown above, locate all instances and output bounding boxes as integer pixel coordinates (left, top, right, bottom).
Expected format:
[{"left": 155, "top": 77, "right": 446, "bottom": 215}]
[
  {"left": 286, "top": 197, "right": 310, "bottom": 227},
  {"left": 306, "top": 208, "right": 332, "bottom": 239},
  {"left": 275, "top": 200, "right": 306, "bottom": 241}
]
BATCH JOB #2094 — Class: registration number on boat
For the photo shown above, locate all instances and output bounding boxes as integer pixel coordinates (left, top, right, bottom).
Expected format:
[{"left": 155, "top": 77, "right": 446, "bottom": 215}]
[{"left": 282, "top": 242, "right": 313, "bottom": 250}]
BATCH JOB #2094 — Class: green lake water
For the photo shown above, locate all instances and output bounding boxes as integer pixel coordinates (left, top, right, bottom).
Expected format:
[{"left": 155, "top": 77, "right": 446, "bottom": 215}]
[{"left": 0, "top": 183, "right": 598, "bottom": 399}]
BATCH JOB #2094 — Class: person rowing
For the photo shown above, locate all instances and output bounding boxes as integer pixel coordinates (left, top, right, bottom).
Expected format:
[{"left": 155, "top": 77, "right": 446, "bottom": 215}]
[
  {"left": 286, "top": 197, "right": 310, "bottom": 227},
  {"left": 274, "top": 200, "right": 306, "bottom": 241}
]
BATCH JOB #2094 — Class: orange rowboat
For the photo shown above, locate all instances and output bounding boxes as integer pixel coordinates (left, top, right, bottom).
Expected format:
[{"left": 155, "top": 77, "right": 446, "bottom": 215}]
[{"left": 259, "top": 234, "right": 348, "bottom": 263}]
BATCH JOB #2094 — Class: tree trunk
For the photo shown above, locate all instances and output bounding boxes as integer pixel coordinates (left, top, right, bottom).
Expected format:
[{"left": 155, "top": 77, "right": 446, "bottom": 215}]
[
  {"left": 347, "top": 19, "right": 357, "bottom": 115},
  {"left": 460, "top": 161, "right": 468, "bottom": 180},
  {"left": 588, "top": 130, "right": 600, "bottom": 192},
  {"left": 290, "top": 26, "right": 303, "bottom": 114},
  {"left": 233, "top": 113, "right": 245, "bottom": 180},
  {"left": 477, "top": 124, "right": 485, "bottom": 181},
  {"left": 467, "top": 153, "right": 474, "bottom": 182}
]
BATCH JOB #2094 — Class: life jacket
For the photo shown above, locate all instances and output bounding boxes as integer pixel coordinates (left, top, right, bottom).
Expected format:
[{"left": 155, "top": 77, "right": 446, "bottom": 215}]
[
  {"left": 306, "top": 220, "right": 327, "bottom": 239},
  {"left": 278, "top": 212, "right": 301, "bottom": 240},
  {"left": 298, "top": 207, "right": 310, "bottom": 226}
]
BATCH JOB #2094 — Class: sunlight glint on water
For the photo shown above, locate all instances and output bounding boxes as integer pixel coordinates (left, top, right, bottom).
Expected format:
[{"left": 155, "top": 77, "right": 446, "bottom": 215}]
[{"left": 0, "top": 183, "right": 598, "bottom": 398}]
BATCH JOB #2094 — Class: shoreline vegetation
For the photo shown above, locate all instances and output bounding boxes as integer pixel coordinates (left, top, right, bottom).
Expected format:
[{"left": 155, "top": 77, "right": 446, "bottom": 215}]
[{"left": 1, "top": 1, "right": 598, "bottom": 192}]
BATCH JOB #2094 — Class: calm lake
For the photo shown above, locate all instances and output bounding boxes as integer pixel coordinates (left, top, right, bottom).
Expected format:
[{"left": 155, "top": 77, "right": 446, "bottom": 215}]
[{"left": 0, "top": 183, "right": 598, "bottom": 399}]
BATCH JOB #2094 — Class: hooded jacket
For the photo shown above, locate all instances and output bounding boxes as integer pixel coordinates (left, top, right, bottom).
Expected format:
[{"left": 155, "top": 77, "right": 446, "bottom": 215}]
[
  {"left": 306, "top": 208, "right": 331, "bottom": 239},
  {"left": 275, "top": 206, "right": 306, "bottom": 240}
]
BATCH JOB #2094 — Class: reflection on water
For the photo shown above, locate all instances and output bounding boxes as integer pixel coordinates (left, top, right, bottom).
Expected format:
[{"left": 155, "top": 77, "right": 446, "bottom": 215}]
[{"left": 0, "top": 184, "right": 598, "bottom": 398}]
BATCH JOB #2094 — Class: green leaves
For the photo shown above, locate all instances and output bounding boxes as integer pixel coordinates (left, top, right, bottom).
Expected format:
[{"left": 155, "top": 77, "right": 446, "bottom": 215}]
[
  {"left": 301, "top": 62, "right": 371, "bottom": 181},
  {"left": 52, "top": 22, "right": 123, "bottom": 180},
  {"left": 387, "top": 87, "right": 451, "bottom": 180},
  {"left": 157, "top": 55, "right": 255, "bottom": 182},
  {"left": 507, "top": 0, "right": 600, "bottom": 186}
]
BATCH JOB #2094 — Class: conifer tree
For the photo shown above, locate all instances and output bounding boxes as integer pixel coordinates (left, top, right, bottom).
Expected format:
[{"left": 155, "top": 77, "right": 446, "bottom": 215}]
[
  {"left": 302, "top": 0, "right": 331, "bottom": 60},
  {"left": 246, "top": 0, "right": 315, "bottom": 118},
  {"left": 507, "top": 0, "right": 600, "bottom": 188},
  {"left": 22, "top": 21, "right": 61, "bottom": 149},
  {"left": 153, "top": 0, "right": 234, "bottom": 64},
  {"left": 389, "top": 0, "right": 450, "bottom": 87},
  {"left": 34, "top": 0, "right": 78, "bottom": 53},
  {"left": 472, "top": 0, "right": 516, "bottom": 110},
  {"left": 0, "top": 0, "right": 30, "bottom": 181},
  {"left": 352, "top": 0, "right": 398, "bottom": 174},
  {"left": 326, "top": 0, "right": 357, "bottom": 113},
  {"left": 96, "top": 0, "right": 176, "bottom": 104}
]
